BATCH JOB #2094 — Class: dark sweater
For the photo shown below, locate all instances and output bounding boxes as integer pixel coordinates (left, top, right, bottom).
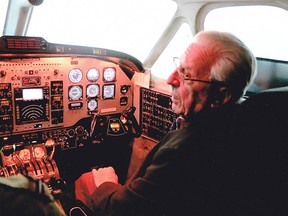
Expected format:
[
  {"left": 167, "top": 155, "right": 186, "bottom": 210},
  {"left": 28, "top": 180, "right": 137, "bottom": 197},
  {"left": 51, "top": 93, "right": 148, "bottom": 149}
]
[{"left": 90, "top": 104, "right": 239, "bottom": 216}]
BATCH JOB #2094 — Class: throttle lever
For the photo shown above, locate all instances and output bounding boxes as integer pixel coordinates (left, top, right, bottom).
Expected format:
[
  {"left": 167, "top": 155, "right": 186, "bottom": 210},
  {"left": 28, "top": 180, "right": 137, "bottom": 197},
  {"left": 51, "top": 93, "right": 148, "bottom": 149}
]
[{"left": 90, "top": 112, "right": 100, "bottom": 137}]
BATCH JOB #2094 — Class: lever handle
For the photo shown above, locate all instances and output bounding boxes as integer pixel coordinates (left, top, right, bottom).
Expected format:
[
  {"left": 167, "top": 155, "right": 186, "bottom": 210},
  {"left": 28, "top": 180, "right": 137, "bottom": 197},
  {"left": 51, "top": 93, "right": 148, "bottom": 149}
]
[{"left": 121, "top": 106, "right": 141, "bottom": 137}]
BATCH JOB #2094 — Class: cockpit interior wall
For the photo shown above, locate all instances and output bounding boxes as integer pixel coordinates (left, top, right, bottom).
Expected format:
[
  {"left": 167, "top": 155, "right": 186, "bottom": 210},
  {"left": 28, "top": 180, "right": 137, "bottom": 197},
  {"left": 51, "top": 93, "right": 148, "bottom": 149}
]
[{"left": 0, "top": 36, "right": 144, "bottom": 192}]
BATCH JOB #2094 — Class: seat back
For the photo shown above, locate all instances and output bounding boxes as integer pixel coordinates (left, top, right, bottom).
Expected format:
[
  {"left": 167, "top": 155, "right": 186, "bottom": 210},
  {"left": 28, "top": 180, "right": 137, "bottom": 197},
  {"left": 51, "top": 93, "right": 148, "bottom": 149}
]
[{"left": 231, "top": 87, "right": 288, "bottom": 215}]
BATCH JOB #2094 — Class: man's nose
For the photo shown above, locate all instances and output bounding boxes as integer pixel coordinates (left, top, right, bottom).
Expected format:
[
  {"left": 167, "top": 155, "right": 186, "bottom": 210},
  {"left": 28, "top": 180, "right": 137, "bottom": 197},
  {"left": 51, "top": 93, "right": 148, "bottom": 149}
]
[{"left": 167, "top": 69, "right": 181, "bottom": 87}]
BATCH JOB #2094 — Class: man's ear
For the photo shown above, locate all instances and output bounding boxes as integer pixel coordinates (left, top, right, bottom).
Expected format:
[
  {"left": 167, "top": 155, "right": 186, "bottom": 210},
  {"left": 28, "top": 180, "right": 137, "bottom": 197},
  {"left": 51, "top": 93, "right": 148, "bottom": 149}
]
[{"left": 210, "top": 87, "right": 231, "bottom": 108}]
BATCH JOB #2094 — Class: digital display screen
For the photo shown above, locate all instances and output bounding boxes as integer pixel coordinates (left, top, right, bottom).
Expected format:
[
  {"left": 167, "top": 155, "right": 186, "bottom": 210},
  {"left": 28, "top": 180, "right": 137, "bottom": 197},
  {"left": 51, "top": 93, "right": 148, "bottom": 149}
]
[{"left": 23, "top": 88, "right": 43, "bottom": 101}]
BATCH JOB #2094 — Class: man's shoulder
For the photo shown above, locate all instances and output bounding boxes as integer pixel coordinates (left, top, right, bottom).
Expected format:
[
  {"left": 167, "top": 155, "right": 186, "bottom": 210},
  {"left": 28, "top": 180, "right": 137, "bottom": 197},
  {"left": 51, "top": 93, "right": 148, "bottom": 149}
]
[{"left": 158, "top": 128, "right": 194, "bottom": 151}]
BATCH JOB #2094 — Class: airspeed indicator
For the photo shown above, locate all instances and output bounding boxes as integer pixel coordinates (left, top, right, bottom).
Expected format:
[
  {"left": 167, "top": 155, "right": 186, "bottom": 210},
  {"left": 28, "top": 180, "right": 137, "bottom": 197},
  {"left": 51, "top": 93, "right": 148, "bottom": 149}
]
[
  {"left": 103, "top": 67, "right": 116, "bottom": 82},
  {"left": 69, "top": 68, "right": 83, "bottom": 83}
]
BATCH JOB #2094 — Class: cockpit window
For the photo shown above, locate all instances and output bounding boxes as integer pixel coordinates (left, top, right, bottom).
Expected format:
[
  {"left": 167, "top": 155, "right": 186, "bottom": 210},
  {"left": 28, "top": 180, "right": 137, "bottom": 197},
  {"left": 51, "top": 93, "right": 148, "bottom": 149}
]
[
  {"left": 0, "top": 0, "right": 9, "bottom": 35},
  {"left": 204, "top": 6, "right": 288, "bottom": 61},
  {"left": 151, "top": 23, "right": 192, "bottom": 80},
  {"left": 27, "top": 0, "right": 177, "bottom": 62}
]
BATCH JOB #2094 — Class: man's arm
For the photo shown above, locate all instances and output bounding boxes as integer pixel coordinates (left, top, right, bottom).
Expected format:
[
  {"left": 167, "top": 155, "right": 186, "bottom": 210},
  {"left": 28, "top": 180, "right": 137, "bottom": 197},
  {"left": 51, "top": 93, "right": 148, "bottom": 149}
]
[{"left": 75, "top": 130, "right": 189, "bottom": 215}]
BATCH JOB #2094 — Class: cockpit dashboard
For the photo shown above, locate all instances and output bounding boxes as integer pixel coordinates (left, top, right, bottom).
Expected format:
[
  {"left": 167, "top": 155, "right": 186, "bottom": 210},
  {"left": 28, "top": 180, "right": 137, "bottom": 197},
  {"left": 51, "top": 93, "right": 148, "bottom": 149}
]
[{"left": 0, "top": 36, "right": 151, "bottom": 210}]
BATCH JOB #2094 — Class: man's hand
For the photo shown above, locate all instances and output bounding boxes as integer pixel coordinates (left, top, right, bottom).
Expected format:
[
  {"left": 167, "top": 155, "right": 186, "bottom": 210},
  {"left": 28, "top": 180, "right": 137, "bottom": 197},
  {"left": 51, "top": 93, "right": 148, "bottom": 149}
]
[
  {"left": 75, "top": 171, "right": 97, "bottom": 208},
  {"left": 75, "top": 166, "right": 119, "bottom": 209},
  {"left": 92, "top": 166, "right": 119, "bottom": 187}
]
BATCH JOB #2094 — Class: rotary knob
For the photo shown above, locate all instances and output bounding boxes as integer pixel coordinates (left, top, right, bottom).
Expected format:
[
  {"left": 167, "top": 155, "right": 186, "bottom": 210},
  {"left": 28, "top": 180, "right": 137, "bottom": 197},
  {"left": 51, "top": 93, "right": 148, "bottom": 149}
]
[{"left": 0, "top": 70, "right": 6, "bottom": 77}]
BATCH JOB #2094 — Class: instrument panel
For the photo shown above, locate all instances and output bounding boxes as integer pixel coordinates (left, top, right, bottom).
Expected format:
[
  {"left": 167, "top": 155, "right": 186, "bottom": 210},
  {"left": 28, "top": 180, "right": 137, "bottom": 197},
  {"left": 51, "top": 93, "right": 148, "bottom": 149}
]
[
  {"left": 0, "top": 57, "right": 133, "bottom": 134},
  {"left": 0, "top": 36, "right": 144, "bottom": 200}
]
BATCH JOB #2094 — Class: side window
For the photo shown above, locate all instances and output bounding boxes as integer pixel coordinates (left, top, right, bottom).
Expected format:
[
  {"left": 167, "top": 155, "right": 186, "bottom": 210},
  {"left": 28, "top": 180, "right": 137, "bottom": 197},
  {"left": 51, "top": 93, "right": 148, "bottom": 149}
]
[
  {"left": 151, "top": 23, "right": 193, "bottom": 79},
  {"left": 0, "top": 0, "right": 9, "bottom": 36},
  {"left": 204, "top": 6, "right": 288, "bottom": 92},
  {"left": 204, "top": 6, "right": 288, "bottom": 61}
]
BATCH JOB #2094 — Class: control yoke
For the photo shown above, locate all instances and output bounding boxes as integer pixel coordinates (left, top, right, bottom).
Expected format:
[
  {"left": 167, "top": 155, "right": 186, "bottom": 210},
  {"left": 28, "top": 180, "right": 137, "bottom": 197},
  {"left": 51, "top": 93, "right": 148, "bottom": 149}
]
[{"left": 120, "top": 106, "right": 141, "bottom": 138}]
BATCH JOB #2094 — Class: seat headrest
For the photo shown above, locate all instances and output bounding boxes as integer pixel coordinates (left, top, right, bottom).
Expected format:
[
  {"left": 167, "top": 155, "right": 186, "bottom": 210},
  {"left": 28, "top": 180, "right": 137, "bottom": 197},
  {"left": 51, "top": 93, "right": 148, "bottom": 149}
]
[{"left": 240, "top": 86, "right": 288, "bottom": 122}]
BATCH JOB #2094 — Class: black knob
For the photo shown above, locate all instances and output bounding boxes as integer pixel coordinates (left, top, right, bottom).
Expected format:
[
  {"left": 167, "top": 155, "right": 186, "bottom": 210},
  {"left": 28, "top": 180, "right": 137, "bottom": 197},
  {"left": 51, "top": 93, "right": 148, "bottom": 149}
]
[{"left": 0, "top": 70, "right": 6, "bottom": 77}]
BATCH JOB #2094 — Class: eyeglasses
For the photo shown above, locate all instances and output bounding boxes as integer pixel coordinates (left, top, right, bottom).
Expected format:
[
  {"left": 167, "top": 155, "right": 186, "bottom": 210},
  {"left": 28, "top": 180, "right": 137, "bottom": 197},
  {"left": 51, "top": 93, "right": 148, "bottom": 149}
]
[{"left": 173, "top": 57, "right": 226, "bottom": 86}]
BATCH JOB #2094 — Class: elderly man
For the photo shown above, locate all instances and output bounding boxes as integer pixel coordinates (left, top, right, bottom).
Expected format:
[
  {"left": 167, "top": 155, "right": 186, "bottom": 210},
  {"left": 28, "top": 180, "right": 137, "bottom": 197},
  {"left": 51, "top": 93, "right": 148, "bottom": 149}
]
[{"left": 75, "top": 30, "right": 256, "bottom": 216}]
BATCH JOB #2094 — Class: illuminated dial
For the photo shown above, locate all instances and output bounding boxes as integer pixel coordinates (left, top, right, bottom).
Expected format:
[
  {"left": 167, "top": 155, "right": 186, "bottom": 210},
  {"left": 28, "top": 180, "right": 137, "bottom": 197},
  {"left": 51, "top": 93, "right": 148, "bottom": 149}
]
[
  {"left": 103, "top": 84, "right": 115, "bottom": 99},
  {"left": 19, "top": 149, "right": 31, "bottom": 162},
  {"left": 103, "top": 67, "right": 116, "bottom": 82},
  {"left": 69, "top": 68, "right": 83, "bottom": 83},
  {"left": 87, "top": 68, "right": 100, "bottom": 82},
  {"left": 86, "top": 84, "right": 100, "bottom": 98},
  {"left": 69, "top": 85, "right": 83, "bottom": 100},
  {"left": 87, "top": 99, "right": 98, "bottom": 111},
  {"left": 33, "top": 147, "right": 45, "bottom": 159}
]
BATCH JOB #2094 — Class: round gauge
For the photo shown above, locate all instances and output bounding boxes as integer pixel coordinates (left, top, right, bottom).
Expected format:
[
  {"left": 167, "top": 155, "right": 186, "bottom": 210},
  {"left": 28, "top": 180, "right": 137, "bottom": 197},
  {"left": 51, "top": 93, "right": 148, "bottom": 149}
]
[
  {"left": 87, "top": 68, "right": 100, "bottom": 82},
  {"left": 103, "top": 67, "right": 116, "bottom": 82},
  {"left": 34, "top": 147, "right": 45, "bottom": 159},
  {"left": 19, "top": 149, "right": 31, "bottom": 161},
  {"left": 86, "top": 84, "right": 100, "bottom": 98},
  {"left": 69, "top": 68, "right": 83, "bottom": 83},
  {"left": 103, "top": 84, "right": 115, "bottom": 99},
  {"left": 87, "top": 99, "right": 98, "bottom": 111},
  {"left": 69, "top": 85, "right": 83, "bottom": 100}
]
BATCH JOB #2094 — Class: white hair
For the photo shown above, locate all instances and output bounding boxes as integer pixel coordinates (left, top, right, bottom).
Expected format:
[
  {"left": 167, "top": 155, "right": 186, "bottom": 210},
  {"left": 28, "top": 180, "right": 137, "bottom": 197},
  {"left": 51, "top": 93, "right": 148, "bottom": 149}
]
[{"left": 193, "top": 30, "right": 257, "bottom": 102}]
